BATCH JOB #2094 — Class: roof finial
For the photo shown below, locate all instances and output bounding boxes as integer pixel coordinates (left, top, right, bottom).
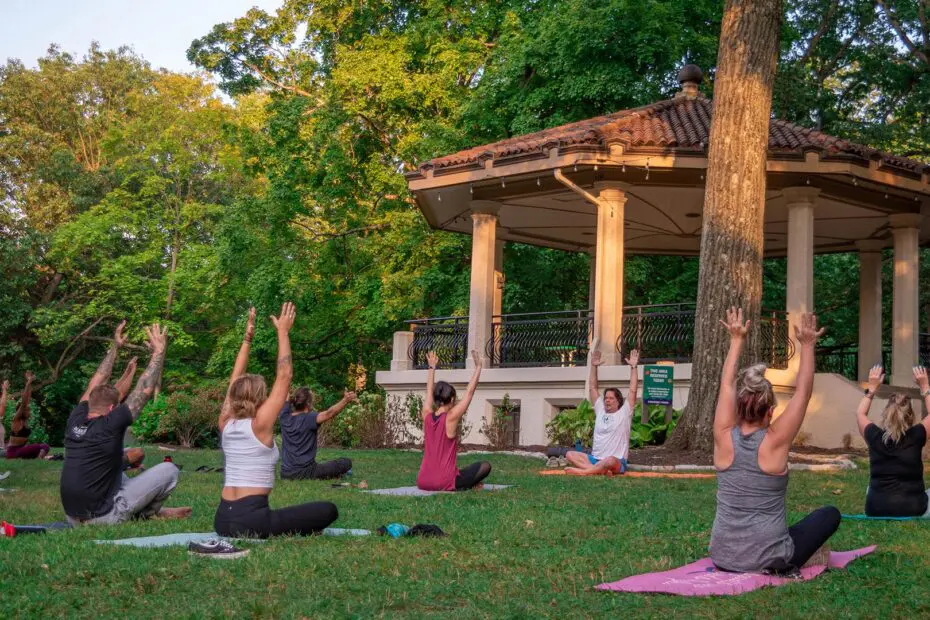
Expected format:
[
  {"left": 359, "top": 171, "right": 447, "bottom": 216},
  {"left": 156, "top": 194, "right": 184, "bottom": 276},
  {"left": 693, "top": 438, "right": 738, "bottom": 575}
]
[{"left": 676, "top": 64, "right": 703, "bottom": 100}]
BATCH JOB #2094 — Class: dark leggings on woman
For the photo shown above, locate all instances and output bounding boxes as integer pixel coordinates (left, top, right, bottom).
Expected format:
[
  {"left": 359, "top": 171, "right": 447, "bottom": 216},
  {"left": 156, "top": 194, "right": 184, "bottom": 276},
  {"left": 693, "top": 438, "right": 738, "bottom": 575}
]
[
  {"left": 214, "top": 494, "right": 338, "bottom": 538},
  {"left": 5, "top": 443, "right": 49, "bottom": 459},
  {"left": 455, "top": 461, "right": 492, "bottom": 491},
  {"left": 768, "top": 506, "right": 841, "bottom": 572}
]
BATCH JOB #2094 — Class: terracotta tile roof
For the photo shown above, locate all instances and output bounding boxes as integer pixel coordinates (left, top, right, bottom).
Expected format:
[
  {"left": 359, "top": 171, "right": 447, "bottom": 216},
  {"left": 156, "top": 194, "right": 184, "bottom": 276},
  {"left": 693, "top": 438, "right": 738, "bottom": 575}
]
[{"left": 417, "top": 96, "right": 928, "bottom": 177}]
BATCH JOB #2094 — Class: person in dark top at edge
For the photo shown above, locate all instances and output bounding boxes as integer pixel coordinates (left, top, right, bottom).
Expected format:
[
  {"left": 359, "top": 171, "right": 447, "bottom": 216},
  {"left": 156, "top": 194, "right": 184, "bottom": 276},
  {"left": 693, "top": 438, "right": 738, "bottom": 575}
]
[
  {"left": 61, "top": 321, "right": 191, "bottom": 525},
  {"left": 416, "top": 350, "right": 492, "bottom": 492},
  {"left": 856, "top": 364, "right": 930, "bottom": 517},
  {"left": 279, "top": 388, "right": 357, "bottom": 480},
  {"left": 4, "top": 371, "right": 49, "bottom": 459}
]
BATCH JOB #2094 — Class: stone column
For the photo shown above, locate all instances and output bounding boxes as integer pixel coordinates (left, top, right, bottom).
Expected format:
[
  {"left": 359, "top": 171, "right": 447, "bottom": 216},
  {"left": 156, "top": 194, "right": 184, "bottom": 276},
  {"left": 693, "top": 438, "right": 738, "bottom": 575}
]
[
  {"left": 856, "top": 240, "right": 884, "bottom": 381},
  {"left": 467, "top": 201, "right": 500, "bottom": 369},
  {"left": 784, "top": 187, "right": 819, "bottom": 375},
  {"left": 588, "top": 248, "right": 596, "bottom": 313},
  {"left": 890, "top": 213, "right": 922, "bottom": 385},
  {"left": 493, "top": 240, "right": 505, "bottom": 319},
  {"left": 591, "top": 183, "right": 627, "bottom": 365}
]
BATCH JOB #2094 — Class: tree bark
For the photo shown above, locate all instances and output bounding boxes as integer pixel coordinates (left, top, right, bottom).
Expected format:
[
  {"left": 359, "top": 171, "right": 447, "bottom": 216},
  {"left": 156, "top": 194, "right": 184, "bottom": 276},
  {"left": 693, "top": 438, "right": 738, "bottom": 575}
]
[{"left": 669, "top": 0, "right": 783, "bottom": 452}]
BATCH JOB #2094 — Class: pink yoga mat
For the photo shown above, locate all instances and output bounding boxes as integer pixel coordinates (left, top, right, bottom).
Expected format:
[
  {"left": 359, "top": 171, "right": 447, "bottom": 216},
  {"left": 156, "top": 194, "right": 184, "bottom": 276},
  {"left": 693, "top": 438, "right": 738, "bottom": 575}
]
[{"left": 596, "top": 546, "right": 876, "bottom": 596}]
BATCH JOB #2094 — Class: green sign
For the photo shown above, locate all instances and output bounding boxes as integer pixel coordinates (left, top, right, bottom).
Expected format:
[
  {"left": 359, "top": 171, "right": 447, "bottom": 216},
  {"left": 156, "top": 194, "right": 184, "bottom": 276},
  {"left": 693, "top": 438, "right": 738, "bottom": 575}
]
[{"left": 643, "top": 364, "right": 674, "bottom": 405}]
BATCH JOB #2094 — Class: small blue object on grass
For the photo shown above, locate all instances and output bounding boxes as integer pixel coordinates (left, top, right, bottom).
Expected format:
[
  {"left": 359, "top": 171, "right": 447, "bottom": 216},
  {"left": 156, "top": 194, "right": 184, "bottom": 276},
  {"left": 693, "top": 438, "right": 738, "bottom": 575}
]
[{"left": 380, "top": 523, "right": 410, "bottom": 539}]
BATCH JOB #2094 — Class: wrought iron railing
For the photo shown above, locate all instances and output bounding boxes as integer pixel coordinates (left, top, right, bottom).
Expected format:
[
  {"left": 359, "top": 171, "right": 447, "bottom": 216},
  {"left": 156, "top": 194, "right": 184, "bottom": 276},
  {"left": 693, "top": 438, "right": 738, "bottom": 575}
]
[
  {"left": 921, "top": 334, "right": 930, "bottom": 367},
  {"left": 617, "top": 305, "right": 794, "bottom": 369},
  {"left": 617, "top": 304, "right": 696, "bottom": 364},
  {"left": 815, "top": 345, "right": 859, "bottom": 380},
  {"left": 407, "top": 315, "right": 468, "bottom": 369},
  {"left": 487, "top": 310, "right": 592, "bottom": 368}
]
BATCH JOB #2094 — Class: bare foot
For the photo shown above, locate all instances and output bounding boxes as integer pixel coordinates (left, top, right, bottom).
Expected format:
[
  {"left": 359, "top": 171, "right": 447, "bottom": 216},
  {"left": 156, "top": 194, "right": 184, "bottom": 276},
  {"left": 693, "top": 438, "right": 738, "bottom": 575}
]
[
  {"left": 153, "top": 506, "right": 192, "bottom": 520},
  {"left": 564, "top": 467, "right": 594, "bottom": 476}
]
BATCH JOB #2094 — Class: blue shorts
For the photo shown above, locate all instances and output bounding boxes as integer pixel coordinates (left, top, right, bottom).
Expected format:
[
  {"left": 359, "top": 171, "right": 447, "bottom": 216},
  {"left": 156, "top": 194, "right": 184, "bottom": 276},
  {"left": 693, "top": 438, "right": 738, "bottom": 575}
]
[{"left": 588, "top": 454, "right": 628, "bottom": 472}]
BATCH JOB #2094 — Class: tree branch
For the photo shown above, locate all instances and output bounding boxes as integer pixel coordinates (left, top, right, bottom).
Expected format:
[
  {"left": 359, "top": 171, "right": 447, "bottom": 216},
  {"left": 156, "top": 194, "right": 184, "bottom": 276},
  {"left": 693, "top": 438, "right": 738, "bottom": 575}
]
[
  {"left": 800, "top": 0, "right": 840, "bottom": 66},
  {"left": 877, "top": 0, "right": 930, "bottom": 66},
  {"left": 243, "top": 60, "right": 321, "bottom": 100}
]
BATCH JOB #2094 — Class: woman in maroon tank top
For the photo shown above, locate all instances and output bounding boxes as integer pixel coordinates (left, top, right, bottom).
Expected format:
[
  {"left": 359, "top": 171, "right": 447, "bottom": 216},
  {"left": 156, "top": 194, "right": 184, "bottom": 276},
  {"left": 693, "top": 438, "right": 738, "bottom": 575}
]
[{"left": 416, "top": 350, "right": 492, "bottom": 491}]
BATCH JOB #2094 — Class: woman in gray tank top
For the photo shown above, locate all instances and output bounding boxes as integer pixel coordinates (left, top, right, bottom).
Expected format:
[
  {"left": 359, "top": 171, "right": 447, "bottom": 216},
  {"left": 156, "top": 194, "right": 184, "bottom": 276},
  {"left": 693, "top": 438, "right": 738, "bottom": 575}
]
[{"left": 710, "top": 309, "right": 840, "bottom": 574}]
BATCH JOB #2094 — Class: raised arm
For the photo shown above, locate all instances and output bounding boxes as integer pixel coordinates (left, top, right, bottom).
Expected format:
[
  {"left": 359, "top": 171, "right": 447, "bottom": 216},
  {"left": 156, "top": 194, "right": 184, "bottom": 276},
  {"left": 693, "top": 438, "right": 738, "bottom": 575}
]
[
  {"left": 114, "top": 357, "right": 139, "bottom": 402},
  {"left": 124, "top": 324, "right": 168, "bottom": 420},
  {"left": 80, "top": 320, "right": 128, "bottom": 402},
  {"left": 317, "top": 391, "right": 358, "bottom": 424},
  {"left": 12, "top": 371, "right": 35, "bottom": 424},
  {"left": 448, "top": 350, "right": 482, "bottom": 426},
  {"left": 253, "top": 302, "right": 295, "bottom": 438},
  {"left": 625, "top": 349, "right": 640, "bottom": 409},
  {"left": 714, "top": 308, "right": 749, "bottom": 439},
  {"left": 0, "top": 380, "right": 8, "bottom": 446},
  {"left": 767, "top": 313, "right": 824, "bottom": 450},
  {"left": 589, "top": 350, "right": 604, "bottom": 404},
  {"left": 423, "top": 351, "right": 438, "bottom": 417},
  {"left": 914, "top": 366, "right": 930, "bottom": 435},
  {"left": 857, "top": 365, "right": 884, "bottom": 437},
  {"left": 221, "top": 307, "right": 256, "bottom": 419}
]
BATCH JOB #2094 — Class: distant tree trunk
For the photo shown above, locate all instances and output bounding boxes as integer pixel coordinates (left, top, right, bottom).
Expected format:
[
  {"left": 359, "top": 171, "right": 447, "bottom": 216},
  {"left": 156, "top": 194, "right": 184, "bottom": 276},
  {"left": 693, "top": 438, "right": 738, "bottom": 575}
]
[{"left": 669, "top": 0, "right": 783, "bottom": 452}]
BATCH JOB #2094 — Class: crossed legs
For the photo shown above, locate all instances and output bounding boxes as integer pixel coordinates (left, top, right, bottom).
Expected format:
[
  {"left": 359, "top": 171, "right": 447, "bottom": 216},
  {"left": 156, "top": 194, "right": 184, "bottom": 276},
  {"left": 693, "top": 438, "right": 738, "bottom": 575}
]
[{"left": 563, "top": 451, "right": 622, "bottom": 476}]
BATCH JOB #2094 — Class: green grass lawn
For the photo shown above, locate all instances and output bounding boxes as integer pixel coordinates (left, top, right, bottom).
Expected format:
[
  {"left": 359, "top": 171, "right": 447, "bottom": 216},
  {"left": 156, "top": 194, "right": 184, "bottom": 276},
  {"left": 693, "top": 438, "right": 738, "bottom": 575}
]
[{"left": 1, "top": 449, "right": 929, "bottom": 618}]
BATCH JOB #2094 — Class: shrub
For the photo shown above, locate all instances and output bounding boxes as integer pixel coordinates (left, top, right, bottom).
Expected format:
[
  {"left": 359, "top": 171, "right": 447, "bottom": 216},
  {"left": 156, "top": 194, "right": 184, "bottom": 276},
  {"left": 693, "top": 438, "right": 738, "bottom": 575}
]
[
  {"left": 131, "top": 384, "right": 222, "bottom": 448},
  {"left": 319, "top": 391, "right": 412, "bottom": 449},
  {"left": 481, "top": 394, "right": 516, "bottom": 448},
  {"left": 546, "top": 400, "right": 595, "bottom": 447}
]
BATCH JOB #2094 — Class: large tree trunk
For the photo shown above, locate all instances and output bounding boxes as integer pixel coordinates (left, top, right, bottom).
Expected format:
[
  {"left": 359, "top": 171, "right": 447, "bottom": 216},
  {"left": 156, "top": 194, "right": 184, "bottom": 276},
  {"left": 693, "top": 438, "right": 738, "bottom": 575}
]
[{"left": 669, "top": 0, "right": 783, "bottom": 452}]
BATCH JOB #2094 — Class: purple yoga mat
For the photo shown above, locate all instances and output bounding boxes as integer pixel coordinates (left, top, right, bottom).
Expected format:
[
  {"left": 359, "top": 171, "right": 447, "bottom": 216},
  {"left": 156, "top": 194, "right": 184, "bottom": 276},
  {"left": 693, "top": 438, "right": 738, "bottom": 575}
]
[{"left": 596, "top": 546, "right": 876, "bottom": 597}]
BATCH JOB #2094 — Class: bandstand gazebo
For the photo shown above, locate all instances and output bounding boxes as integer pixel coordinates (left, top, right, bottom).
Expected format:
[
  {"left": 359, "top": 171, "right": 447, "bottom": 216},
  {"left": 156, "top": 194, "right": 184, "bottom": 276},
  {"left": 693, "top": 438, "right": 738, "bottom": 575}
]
[{"left": 375, "top": 66, "right": 930, "bottom": 449}]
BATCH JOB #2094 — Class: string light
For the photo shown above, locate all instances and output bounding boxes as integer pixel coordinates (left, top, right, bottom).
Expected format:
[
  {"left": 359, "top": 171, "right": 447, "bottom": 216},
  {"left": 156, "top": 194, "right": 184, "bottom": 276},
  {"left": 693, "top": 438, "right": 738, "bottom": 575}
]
[
  {"left": 501, "top": 179, "right": 506, "bottom": 188},
  {"left": 536, "top": 177, "right": 541, "bottom": 187},
  {"left": 437, "top": 192, "right": 441, "bottom": 202},
  {"left": 469, "top": 185, "right": 473, "bottom": 195}
]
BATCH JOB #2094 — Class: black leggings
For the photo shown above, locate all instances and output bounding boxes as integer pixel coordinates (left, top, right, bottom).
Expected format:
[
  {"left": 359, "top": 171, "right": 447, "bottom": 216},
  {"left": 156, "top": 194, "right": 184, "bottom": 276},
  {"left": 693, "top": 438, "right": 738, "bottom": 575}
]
[
  {"left": 769, "top": 506, "right": 841, "bottom": 571},
  {"left": 214, "top": 494, "right": 338, "bottom": 538},
  {"left": 282, "top": 457, "right": 353, "bottom": 481},
  {"left": 455, "top": 461, "right": 492, "bottom": 491}
]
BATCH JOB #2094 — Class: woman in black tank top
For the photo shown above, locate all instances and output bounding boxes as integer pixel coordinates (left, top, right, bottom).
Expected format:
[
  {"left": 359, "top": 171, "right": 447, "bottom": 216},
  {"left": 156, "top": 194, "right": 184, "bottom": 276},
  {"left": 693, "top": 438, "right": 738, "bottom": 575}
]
[
  {"left": 5, "top": 372, "right": 50, "bottom": 460},
  {"left": 856, "top": 365, "right": 930, "bottom": 517}
]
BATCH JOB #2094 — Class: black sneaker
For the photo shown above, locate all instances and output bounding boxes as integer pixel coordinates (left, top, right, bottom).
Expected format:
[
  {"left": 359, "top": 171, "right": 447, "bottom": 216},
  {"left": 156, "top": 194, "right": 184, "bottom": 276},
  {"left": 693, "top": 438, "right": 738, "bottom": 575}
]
[{"left": 188, "top": 538, "right": 249, "bottom": 559}]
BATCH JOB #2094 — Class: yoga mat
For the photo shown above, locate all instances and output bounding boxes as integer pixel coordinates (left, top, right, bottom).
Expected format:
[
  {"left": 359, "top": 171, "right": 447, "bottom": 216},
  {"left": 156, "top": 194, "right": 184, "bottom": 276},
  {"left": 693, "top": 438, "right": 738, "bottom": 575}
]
[
  {"left": 539, "top": 470, "right": 714, "bottom": 479},
  {"left": 596, "top": 546, "right": 876, "bottom": 597},
  {"left": 0, "top": 471, "right": 10, "bottom": 481},
  {"left": 842, "top": 514, "right": 930, "bottom": 521},
  {"left": 364, "top": 484, "right": 512, "bottom": 497},
  {"left": 94, "top": 528, "right": 372, "bottom": 548}
]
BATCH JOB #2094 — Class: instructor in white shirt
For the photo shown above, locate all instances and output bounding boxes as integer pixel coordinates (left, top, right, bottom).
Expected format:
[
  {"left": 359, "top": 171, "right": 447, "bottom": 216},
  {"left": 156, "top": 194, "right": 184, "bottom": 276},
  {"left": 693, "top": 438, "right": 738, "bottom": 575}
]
[{"left": 564, "top": 347, "right": 640, "bottom": 475}]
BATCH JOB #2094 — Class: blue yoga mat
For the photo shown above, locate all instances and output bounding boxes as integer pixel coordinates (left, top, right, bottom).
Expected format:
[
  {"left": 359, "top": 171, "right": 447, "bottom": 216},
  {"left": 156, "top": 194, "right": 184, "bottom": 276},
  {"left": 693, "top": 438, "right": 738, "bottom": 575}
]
[
  {"left": 842, "top": 514, "right": 930, "bottom": 521},
  {"left": 94, "top": 528, "right": 372, "bottom": 548}
]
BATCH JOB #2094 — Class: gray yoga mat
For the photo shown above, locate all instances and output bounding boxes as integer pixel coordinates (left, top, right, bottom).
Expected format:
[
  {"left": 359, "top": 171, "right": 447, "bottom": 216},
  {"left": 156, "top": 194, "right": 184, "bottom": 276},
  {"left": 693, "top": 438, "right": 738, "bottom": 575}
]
[
  {"left": 364, "top": 484, "right": 512, "bottom": 497},
  {"left": 93, "top": 528, "right": 372, "bottom": 548}
]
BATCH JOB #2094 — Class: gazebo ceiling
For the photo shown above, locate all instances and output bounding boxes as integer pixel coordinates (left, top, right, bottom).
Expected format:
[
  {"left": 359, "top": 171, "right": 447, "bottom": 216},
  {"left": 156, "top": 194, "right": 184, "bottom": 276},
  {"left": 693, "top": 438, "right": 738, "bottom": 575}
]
[{"left": 406, "top": 76, "right": 930, "bottom": 257}]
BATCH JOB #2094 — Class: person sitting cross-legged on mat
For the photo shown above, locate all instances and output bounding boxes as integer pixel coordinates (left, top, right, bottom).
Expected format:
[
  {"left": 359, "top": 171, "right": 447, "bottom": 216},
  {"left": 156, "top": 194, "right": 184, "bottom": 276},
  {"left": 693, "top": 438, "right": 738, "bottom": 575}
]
[
  {"left": 5, "top": 372, "right": 50, "bottom": 460},
  {"left": 855, "top": 364, "right": 930, "bottom": 518},
  {"left": 279, "top": 388, "right": 356, "bottom": 480},
  {"left": 61, "top": 321, "right": 191, "bottom": 525},
  {"left": 563, "top": 348, "right": 640, "bottom": 476},
  {"left": 214, "top": 304, "right": 338, "bottom": 538},
  {"left": 416, "top": 350, "right": 491, "bottom": 492},
  {"left": 710, "top": 308, "right": 840, "bottom": 574}
]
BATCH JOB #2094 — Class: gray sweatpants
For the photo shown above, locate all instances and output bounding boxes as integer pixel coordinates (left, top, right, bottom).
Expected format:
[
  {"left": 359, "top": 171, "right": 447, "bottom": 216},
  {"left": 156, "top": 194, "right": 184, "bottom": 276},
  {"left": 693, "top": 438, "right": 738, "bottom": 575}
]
[{"left": 68, "top": 462, "right": 180, "bottom": 526}]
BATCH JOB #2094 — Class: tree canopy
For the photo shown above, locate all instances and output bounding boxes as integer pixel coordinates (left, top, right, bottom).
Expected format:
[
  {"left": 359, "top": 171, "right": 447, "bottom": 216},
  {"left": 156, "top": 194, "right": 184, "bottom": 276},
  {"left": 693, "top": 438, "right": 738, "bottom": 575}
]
[{"left": 1, "top": 1, "right": 928, "bottom": 443}]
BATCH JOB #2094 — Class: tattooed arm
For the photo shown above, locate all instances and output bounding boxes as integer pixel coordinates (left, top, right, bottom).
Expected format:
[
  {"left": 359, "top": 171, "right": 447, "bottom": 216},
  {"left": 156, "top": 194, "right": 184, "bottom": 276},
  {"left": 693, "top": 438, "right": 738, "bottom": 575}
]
[
  {"left": 124, "top": 324, "right": 168, "bottom": 420},
  {"left": 253, "top": 302, "right": 295, "bottom": 443},
  {"left": 81, "top": 320, "right": 128, "bottom": 402},
  {"left": 114, "top": 357, "right": 139, "bottom": 402}
]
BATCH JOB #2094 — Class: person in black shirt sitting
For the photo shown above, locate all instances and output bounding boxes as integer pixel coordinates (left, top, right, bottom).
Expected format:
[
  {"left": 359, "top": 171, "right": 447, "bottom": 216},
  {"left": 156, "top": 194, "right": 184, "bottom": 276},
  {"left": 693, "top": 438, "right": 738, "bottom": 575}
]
[
  {"left": 856, "top": 364, "right": 930, "bottom": 517},
  {"left": 60, "top": 321, "right": 191, "bottom": 525},
  {"left": 279, "top": 388, "right": 357, "bottom": 480}
]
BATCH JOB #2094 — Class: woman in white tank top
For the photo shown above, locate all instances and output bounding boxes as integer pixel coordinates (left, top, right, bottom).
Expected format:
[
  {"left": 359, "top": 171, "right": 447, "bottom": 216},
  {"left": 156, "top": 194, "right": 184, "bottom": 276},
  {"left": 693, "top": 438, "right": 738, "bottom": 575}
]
[{"left": 214, "top": 303, "right": 338, "bottom": 538}]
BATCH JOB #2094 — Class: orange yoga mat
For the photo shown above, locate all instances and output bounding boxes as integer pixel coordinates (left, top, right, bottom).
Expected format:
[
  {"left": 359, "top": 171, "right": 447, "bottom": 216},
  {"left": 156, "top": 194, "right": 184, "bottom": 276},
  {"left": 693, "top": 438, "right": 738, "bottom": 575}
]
[{"left": 538, "top": 469, "right": 715, "bottom": 479}]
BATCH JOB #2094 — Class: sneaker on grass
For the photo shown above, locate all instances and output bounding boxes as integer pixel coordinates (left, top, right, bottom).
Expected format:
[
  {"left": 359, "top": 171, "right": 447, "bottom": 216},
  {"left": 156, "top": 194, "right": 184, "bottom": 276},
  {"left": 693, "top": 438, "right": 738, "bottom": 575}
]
[
  {"left": 545, "top": 456, "right": 560, "bottom": 468},
  {"left": 188, "top": 538, "right": 249, "bottom": 559},
  {"left": 557, "top": 456, "right": 568, "bottom": 468}
]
